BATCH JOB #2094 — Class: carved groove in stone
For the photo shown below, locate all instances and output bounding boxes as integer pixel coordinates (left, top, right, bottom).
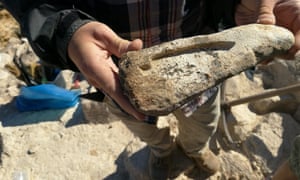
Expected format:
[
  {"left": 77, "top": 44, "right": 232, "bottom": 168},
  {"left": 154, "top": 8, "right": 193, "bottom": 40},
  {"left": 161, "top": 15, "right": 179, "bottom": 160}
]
[{"left": 119, "top": 24, "right": 295, "bottom": 115}]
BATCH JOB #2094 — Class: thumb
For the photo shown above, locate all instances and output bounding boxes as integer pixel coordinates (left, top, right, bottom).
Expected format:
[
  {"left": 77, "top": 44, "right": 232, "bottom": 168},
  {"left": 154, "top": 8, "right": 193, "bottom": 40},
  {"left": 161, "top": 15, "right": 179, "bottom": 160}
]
[
  {"left": 110, "top": 37, "right": 143, "bottom": 57},
  {"left": 94, "top": 22, "right": 143, "bottom": 56},
  {"left": 118, "top": 38, "right": 143, "bottom": 55},
  {"left": 257, "top": 0, "right": 276, "bottom": 24}
]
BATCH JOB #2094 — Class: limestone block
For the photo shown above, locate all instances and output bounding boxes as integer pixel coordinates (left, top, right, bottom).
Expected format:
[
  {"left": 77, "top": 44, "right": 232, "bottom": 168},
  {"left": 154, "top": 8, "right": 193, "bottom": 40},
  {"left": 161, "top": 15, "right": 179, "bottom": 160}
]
[{"left": 119, "top": 24, "right": 294, "bottom": 115}]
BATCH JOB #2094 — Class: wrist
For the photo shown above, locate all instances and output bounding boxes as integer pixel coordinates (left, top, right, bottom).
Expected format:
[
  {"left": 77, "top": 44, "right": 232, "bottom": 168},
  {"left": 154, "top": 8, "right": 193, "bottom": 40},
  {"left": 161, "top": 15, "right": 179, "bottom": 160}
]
[{"left": 56, "top": 10, "right": 95, "bottom": 71}]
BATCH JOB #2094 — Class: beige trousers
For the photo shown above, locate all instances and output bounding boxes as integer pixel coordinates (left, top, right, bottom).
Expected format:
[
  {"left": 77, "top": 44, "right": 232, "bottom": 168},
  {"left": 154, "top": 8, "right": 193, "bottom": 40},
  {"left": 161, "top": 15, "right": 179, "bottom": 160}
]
[{"left": 104, "top": 88, "right": 220, "bottom": 158}]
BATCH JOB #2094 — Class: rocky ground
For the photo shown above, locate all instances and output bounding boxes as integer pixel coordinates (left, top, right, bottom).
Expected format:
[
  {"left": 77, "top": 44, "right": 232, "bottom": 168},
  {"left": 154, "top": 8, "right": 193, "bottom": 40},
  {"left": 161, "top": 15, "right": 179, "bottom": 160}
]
[
  {"left": 0, "top": 8, "right": 19, "bottom": 47},
  {"left": 0, "top": 7, "right": 300, "bottom": 180}
]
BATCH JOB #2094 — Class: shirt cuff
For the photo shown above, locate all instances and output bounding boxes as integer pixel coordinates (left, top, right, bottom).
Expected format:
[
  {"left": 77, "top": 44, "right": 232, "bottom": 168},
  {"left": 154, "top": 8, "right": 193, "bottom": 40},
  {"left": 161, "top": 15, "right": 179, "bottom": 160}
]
[
  {"left": 61, "top": 19, "right": 92, "bottom": 71},
  {"left": 56, "top": 10, "right": 95, "bottom": 71}
]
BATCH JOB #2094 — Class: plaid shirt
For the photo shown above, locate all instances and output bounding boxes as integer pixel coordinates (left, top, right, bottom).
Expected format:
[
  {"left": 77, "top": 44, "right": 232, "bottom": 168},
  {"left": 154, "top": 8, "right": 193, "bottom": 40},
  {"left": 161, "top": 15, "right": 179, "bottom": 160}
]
[{"left": 86, "top": 0, "right": 210, "bottom": 48}]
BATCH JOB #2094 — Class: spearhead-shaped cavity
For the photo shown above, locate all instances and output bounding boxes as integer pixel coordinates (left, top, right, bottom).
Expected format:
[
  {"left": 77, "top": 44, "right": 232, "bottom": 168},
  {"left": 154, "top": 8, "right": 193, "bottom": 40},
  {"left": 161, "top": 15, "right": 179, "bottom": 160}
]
[{"left": 119, "top": 24, "right": 295, "bottom": 116}]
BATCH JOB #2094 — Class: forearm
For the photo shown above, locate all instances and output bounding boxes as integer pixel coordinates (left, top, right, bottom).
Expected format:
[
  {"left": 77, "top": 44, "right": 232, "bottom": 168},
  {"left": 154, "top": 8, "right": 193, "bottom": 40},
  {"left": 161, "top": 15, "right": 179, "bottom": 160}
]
[{"left": 2, "top": 0, "right": 95, "bottom": 70}]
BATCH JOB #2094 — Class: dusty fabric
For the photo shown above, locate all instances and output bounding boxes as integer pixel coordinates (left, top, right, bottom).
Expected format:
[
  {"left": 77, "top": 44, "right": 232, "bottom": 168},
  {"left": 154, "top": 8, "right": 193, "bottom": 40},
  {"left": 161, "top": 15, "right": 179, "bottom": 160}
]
[
  {"left": 173, "top": 88, "right": 220, "bottom": 157},
  {"left": 104, "top": 88, "right": 220, "bottom": 158},
  {"left": 104, "top": 96, "right": 173, "bottom": 157}
]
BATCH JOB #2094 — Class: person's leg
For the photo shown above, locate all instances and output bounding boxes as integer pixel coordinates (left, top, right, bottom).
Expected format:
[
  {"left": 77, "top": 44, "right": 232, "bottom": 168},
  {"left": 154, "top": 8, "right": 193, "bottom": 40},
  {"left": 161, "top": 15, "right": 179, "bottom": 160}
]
[
  {"left": 173, "top": 88, "right": 221, "bottom": 174},
  {"left": 104, "top": 96, "right": 174, "bottom": 179}
]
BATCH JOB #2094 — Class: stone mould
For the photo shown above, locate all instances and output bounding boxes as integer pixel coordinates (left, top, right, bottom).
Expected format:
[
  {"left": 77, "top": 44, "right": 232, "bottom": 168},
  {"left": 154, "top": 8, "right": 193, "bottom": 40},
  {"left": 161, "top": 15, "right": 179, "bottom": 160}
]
[{"left": 119, "top": 24, "right": 294, "bottom": 116}]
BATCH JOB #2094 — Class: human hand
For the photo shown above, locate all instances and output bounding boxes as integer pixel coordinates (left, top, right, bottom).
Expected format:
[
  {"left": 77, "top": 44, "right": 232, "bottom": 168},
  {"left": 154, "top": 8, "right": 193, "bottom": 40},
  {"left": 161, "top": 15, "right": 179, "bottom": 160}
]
[
  {"left": 235, "top": 0, "right": 300, "bottom": 58},
  {"left": 68, "top": 22, "right": 145, "bottom": 120},
  {"left": 235, "top": 0, "right": 276, "bottom": 25}
]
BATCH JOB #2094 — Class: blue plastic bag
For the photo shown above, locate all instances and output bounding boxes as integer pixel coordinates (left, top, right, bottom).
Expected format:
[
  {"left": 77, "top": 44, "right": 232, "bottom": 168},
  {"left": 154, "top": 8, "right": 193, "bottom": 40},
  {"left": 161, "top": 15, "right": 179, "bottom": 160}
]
[{"left": 15, "top": 84, "right": 80, "bottom": 111}]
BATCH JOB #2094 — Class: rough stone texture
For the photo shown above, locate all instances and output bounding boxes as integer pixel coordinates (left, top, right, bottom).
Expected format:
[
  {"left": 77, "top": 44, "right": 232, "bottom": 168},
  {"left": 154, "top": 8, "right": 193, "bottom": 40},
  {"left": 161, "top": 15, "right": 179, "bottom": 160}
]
[
  {"left": 0, "top": 9, "right": 19, "bottom": 47},
  {"left": 119, "top": 24, "right": 294, "bottom": 115},
  {"left": 220, "top": 58, "right": 300, "bottom": 178},
  {"left": 241, "top": 113, "right": 300, "bottom": 175}
]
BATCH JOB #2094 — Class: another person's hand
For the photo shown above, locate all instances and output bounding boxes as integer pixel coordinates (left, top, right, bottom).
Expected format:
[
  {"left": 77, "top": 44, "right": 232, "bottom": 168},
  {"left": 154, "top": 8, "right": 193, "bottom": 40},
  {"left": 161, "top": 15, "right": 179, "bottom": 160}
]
[
  {"left": 68, "top": 22, "right": 145, "bottom": 120},
  {"left": 235, "top": 0, "right": 300, "bottom": 58}
]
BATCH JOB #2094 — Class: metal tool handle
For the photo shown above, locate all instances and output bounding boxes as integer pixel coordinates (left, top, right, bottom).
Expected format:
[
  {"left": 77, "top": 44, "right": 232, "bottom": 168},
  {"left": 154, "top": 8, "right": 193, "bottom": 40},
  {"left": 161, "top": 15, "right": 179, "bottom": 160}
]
[{"left": 221, "top": 82, "right": 300, "bottom": 109}]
